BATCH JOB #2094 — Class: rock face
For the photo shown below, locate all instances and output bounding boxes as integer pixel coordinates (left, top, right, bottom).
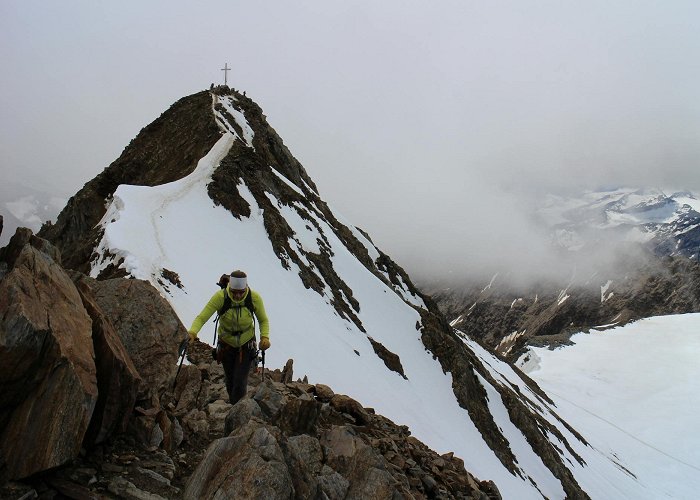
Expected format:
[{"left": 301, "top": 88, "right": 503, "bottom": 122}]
[
  {"left": 0, "top": 334, "right": 502, "bottom": 499},
  {"left": 73, "top": 275, "right": 143, "bottom": 447},
  {"left": 0, "top": 229, "right": 98, "bottom": 480},
  {"left": 89, "top": 276, "right": 188, "bottom": 398}
]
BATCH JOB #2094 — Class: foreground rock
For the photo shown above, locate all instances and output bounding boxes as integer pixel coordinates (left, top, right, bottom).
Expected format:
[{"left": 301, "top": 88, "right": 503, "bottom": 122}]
[
  {"left": 88, "top": 276, "right": 188, "bottom": 399},
  {"left": 1, "top": 338, "right": 501, "bottom": 499},
  {"left": 0, "top": 228, "right": 98, "bottom": 480},
  {"left": 183, "top": 345, "right": 500, "bottom": 500},
  {"left": 0, "top": 229, "right": 500, "bottom": 499},
  {"left": 0, "top": 229, "right": 187, "bottom": 483},
  {"left": 74, "top": 275, "right": 143, "bottom": 447}
]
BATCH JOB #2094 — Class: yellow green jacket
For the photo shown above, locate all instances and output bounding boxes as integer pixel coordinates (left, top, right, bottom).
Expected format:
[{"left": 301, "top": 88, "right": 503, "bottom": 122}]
[{"left": 189, "top": 287, "right": 269, "bottom": 348}]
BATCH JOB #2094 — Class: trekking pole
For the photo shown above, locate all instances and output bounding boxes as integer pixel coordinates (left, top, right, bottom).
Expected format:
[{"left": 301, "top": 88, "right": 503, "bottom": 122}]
[
  {"left": 261, "top": 349, "right": 266, "bottom": 381},
  {"left": 172, "top": 338, "right": 189, "bottom": 390}
]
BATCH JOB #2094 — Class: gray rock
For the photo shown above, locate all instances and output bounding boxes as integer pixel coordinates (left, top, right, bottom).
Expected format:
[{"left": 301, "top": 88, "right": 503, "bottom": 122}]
[
  {"left": 108, "top": 476, "right": 168, "bottom": 500},
  {"left": 182, "top": 409, "right": 209, "bottom": 437},
  {"left": 253, "top": 379, "right": 287, "bottom": 417},
  {"left": 282, "top": 434, "right": 324, "bottom": 498},
  {"left": 287, "top": 435, "right": 323, "bottom": 476},
  {"left": 172, "top": 364, "right": 203, "bottom": 416},
  {"left": 224, "top": 397, "right": 263, "bottom": 435},
  {"left": 207, "top": 399, "right": 233, "bottom": 433},
  {"left": 317, "top": 465, "right": 349, "bottom": 500},
  {"left": 131, "top": 466, "right": 180, "bottom": 497}
]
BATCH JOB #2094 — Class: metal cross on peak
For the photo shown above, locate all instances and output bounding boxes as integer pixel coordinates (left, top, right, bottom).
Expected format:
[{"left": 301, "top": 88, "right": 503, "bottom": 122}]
[{"left": 221, "top": 63, "right": 231, "bottom": 86}]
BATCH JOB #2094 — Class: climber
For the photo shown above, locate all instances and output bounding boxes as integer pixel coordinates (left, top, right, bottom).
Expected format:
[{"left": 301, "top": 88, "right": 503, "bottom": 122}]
[{"left": 188, "top": 270, "right": 270, "bottom": 405}]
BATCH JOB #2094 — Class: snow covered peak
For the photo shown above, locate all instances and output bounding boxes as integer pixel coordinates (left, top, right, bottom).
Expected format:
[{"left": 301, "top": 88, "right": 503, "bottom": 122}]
[{"left": 539, "top": 188, "right": 700, "bottom": 258}]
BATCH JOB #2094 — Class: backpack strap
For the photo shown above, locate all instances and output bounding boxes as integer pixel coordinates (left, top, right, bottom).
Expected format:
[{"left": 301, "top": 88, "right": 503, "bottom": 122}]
[
  {"left": 218, "top": 292, "right": 232, "bottom": 316},
  {"left": 246, "top": 291, "right": 256, "bottom": 337}
]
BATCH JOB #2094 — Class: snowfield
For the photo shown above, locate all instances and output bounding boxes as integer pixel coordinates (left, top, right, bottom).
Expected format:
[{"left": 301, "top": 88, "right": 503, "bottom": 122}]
[{"left": 519, "top": 313, "right": 700, "bottom": 499}]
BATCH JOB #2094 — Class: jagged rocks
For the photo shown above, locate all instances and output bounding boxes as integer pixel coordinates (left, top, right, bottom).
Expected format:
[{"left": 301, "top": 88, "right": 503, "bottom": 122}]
[
  {"left": 0, "top": 228, "right": 194, "bottom": 484},
  {"left": 0, "top": 228, "right": 98, "bottom": 480},
  {"left": 179, "top": 353, "right": 501, "bottom": 499}
]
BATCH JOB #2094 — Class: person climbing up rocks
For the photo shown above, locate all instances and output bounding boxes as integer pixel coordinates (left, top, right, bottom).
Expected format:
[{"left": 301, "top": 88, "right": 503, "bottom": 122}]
[{"left": 188, "top": 270, "right": 270, "bottom": 405}]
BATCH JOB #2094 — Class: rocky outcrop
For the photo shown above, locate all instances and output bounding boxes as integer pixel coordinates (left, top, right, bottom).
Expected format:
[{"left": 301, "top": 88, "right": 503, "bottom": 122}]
[
  {"left": 0, "top": 229, "right": 98, "bottom": 480},
  {"left": 428, "top": 255, "right": 700, "bottom": 361},
  {"left": 1, "top": 335, "right": 501, "bottom": 500},
  {"left": 0, "top": 229, "right": 188, "bottom": 482},
  {"left": 417, "top": 305, "right": 590, "bottom": 500}
]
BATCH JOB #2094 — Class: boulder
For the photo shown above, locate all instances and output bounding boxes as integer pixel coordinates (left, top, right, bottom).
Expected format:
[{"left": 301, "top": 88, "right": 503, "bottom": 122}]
[
  {"left": 329, "top": 394, "right": 370, "bottom": 425},
  {"left": 314, "top": 383, "right": 335, "bottom": 402},
  {"left": 89, "top": 277, "right": 188, "bottom": 398},
  {"left": 206, "top": 399, "right": 233, "bottom": 433},
  {"left": 282, "top": 434, "right": 324, "bottom": 498},
  {"left": 224, "top": 397, "right": 263, "bottom": 435},
  {"left": 253, "top": 379, "right": 287, "bottom": 417},
  {"left": 319, "top": 425, "right": 394, "bottom": 498},
  {"left": 276, "top": 397, "right": 321, "bottom": 436},
  {"left": 183, "top": 420, "right": 294, "bottom": 499},
  {"left": 0, "top": 229, "right": 98, "bottom": 480}
]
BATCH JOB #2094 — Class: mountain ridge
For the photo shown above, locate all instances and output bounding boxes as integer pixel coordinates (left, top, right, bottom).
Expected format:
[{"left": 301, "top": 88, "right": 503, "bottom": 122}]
[{"left": 28, "top": 86, "right": 661, "bottom": 498}]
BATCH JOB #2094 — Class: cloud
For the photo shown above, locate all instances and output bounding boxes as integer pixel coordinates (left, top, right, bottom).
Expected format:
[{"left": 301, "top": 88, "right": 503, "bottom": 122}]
[{"left": 2, "top": 1, "right": 700, "bottom": 284}]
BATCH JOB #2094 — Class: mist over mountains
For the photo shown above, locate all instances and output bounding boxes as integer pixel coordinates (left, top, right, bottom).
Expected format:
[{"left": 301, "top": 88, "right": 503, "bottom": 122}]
[{"left": 0, "top": 180, "right": 65, "bottom": 247}]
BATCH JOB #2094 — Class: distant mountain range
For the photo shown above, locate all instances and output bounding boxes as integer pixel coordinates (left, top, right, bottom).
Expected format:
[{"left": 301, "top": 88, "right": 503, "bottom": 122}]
[
  {"left": 427, "top": 188, "right": 700, "bottom": 361},
  {"left": 539, "top": 188, "right": 700, "bottom": 258}
]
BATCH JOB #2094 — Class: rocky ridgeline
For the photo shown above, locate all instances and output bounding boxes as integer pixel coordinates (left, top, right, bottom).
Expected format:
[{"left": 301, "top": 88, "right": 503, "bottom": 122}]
[
  {"left": 0, "top": 228, "right": 500, "bottom": 500},
  {"left": 428, "top": 255, "right": 700, "bottom": 362}
]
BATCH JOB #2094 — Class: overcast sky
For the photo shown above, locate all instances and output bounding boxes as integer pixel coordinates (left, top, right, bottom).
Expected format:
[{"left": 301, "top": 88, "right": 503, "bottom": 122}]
[{"left": 2, "top": 1, "right": 700, "bottom": 282}]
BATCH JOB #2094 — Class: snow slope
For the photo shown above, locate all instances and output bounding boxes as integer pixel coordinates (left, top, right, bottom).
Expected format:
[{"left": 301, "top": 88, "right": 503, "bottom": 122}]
[
  {"left": 519, "top": 313, "right": 700, "bottom": 499},
  {"left": 88, "top": 93, "right": 664, "bottom": 498}
]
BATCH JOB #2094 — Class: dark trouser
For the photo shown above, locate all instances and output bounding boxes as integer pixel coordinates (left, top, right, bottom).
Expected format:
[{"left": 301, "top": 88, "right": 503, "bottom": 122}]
[{"left": 220, "top": 341, "right": 255, "bottom": 405}]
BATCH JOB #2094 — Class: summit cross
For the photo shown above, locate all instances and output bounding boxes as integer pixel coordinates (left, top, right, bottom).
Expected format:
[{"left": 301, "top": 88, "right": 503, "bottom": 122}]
[{"left": 221, "top": 63, "right": 231, "bottom": 86}]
